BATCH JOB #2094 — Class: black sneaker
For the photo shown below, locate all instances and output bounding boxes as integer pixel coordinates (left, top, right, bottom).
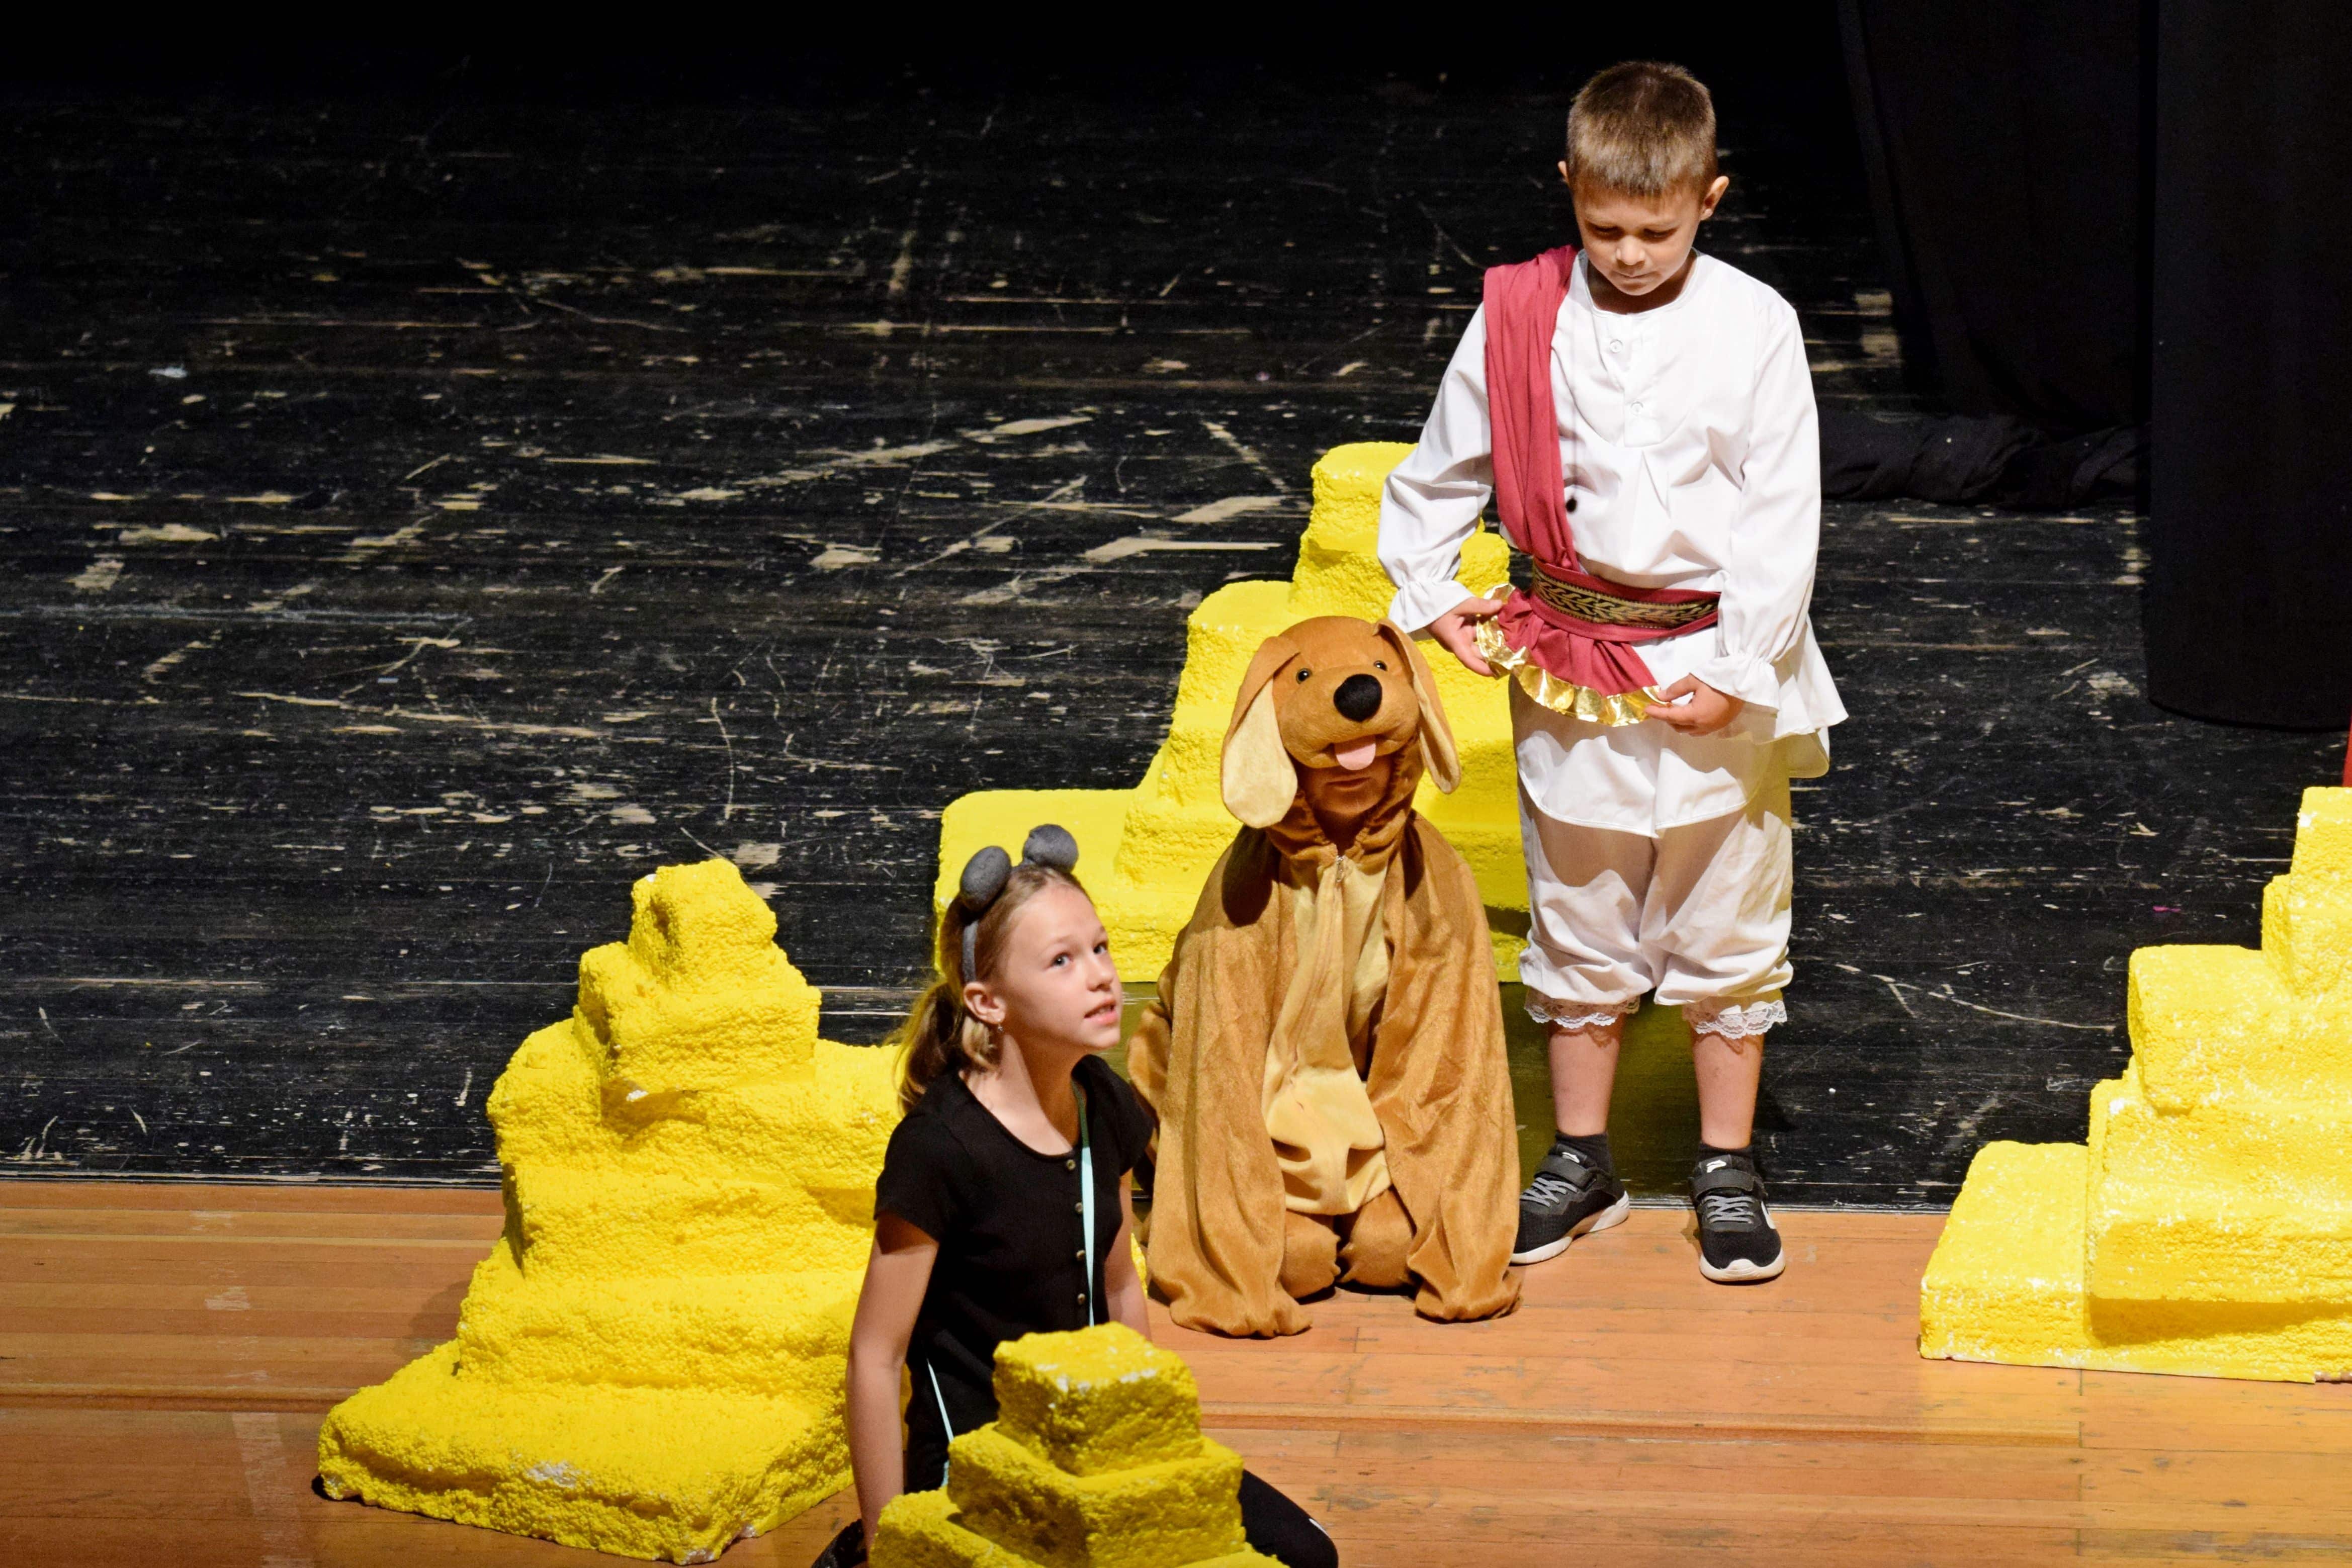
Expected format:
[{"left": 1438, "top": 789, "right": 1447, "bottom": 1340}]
[
  {"left": 811, "top": 1520, "right": 866, "bottom": 1567},
  {"left": 1511, "top": 1144, "right": 1631, "bottom": 1264},
  {"left": 1691, "top": 1153, "right": 1785, "bottom": 1283}
]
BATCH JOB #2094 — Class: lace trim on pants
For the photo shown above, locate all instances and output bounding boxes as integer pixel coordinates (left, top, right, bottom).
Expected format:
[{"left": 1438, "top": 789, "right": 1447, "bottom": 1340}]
[
  {"left": 1684, "top": 999, "right": 1787, "bottom": 1039},
  {"left": 1524, "top": 994, "right": 1638, "bottom": 1030}
]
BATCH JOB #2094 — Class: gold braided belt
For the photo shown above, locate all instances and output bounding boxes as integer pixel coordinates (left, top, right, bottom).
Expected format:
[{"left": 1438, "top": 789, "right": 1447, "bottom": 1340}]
[
  {"left": 1527, "top": 567, "right": 1718, "bottom": 631},
  {"left": 1467, "top": 569, "right": 1718, "bottom": 727}
]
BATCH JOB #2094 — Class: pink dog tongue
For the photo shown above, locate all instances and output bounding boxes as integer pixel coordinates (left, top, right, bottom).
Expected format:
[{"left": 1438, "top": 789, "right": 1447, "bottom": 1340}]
[{"left": 1334, "top": 739, "right": 1379, "bottom": 771}]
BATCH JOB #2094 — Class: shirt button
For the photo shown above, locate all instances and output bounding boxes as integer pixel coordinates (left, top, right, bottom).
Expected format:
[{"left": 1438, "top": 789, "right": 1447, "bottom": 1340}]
[
  {"left": 1611, "top": 340, "right": 1624, "bottom": 352},
  {"left": 1077, "top": 1293, "right": 1088, "bottom": 1304},
  {"left": 1075, "top": 1248, "right": 1086, "bottom": 1261},
  {"left": 1065, "top": 1158, "right": 1076, "bottom": 1171},
  {"left": 1630, "top": 401, "right": 1644, "bottom": 411}
]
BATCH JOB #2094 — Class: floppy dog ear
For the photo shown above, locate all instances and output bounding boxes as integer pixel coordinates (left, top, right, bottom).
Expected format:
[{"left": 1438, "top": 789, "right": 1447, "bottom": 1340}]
[
  {"left": 1378, "top": 619, "right": 1459, "bottom": 794},
  {"left": 1222, "top": 633, "right": 1302, "bottom": 828}
]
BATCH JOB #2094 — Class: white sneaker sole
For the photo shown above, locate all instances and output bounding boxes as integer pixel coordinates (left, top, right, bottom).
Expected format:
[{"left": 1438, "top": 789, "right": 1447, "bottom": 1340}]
[
  {"left": 1510, "top": 1191, "right": 1631, "bottom": 1266},
  {"left": 1696, "top": 1201, "right": 1786, "bottom": 1283}
]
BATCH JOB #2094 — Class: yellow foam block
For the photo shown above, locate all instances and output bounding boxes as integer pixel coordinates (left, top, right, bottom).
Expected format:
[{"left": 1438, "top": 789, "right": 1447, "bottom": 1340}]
[
  {"left": 871, "top": 1324, "right": 1279, "bottom": 1568},
  {"left": 2088, "top": 1069, "right": 2352, "bottom": 1213},
  {"left": 935, "top": 443, "right": 1523, "bottom": 984},
  {"left": 873, "top": 1491, "right": 1279, "bottom": 1568},
  {"left": 874, "top": 1491, "right": 1038, "bottom": 1568},
  {"left": 2088, "top": 1078, "right": 2352, "bottom": 1303},
  {"left": 946, "top": 1426, "right": 1244, "bottom": 1568},
  {"left": 2292, "top": 785, "right": 2352, "bottom": 882},
  {"left": 1922, "top": 788, "right": 2352, "bottom": 1382},
  {"left": 2263, "top": 874, "right": 2352, "bottom": 1000},
  {"left": 450, "top": 1240, "right": 855, "bottom": 1402},
  {"left": 580, "top": 859, "right": 822, "bottom": 1090},
  {"left": 2125, "top": 946, "right": 2305, "bottom": 1110},
  {"left": 320, "top": 1343, "right": 842, "bottom": 1563},
  {"left": 994, "top": 1324, "right": 1203, "bottom": 1477},
  {"left": 2089, "top": 1196, "right": 2352, "bottom": 1308},
  {"left": 1923, "top": 1145, "right": 2352, "bottom": 1380},
  {"left": 1287, "top": 444, "right": 1429, "bottom": 618},
  {"left": 320, "top": 858, "right": 901, "bottom": 1561},
  {"left": 510, "top": 1164, "right": 874, "bottom": 1281},
  {"left": 1919, "top": 1142, "right": 2095, "bottom": 1367},
  {"left": 490, "top": 1019, "right": 898, "bottom": 1187}
]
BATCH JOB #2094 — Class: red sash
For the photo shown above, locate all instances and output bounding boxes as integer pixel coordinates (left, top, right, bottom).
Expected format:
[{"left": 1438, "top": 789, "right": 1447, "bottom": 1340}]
[{"left": 1482, "top": 246, "right": 1718, "bottom": 695}]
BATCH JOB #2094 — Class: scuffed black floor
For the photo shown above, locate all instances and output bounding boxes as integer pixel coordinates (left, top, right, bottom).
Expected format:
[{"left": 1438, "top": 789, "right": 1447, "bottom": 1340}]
[{"left": 1, "top": 64, "right": 2337, "bottom": 1198}]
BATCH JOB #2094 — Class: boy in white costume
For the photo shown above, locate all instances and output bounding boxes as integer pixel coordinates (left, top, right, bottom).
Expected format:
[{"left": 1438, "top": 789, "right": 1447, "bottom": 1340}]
[{"left": 1379, "top": 61, "right": 1844, "bottom": 1283}]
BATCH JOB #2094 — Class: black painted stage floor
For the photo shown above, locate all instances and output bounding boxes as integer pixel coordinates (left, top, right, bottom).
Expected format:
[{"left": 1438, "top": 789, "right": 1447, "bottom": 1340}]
[{"left": 3, "top": 66, "right": 2338, "bottom": 1203}]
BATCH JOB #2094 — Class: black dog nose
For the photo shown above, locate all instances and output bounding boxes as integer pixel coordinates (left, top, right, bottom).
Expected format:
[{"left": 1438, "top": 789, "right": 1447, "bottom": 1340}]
[{"left": 1332, "top": 673, "right": 1383, "bottom": 723}]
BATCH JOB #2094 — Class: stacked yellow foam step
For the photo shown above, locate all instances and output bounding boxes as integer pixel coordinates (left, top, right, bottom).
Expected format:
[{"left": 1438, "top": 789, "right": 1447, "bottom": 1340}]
[
  {"left": 936, "top": 443, "right": 1524, "bottom": 981},
  {"left": 1921, "top": 786, "right": 2352, "bottom": 1380},
  {"left": 319, "top": 859, "right": 902, "bottom": 1561},
  {"left": 872, "top": 1324, "right": 1279, "bottom": 1568}
]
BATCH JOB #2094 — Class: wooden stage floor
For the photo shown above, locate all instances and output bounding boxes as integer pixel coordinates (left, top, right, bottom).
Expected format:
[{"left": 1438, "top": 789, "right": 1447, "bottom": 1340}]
[{"left": 7, "top": 1183, "right": 2349, "bottom": 1566}]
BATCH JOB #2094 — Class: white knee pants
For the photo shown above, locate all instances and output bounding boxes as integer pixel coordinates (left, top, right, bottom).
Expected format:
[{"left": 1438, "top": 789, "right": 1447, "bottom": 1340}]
[{"left": 1516, "top": 777, "right": 1794, "bottom": 1038}]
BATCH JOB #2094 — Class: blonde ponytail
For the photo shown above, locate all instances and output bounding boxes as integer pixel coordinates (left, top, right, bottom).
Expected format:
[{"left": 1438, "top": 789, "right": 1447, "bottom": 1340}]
[{"left": 894, "top": 898, "right": 999, "bottom": 1114}]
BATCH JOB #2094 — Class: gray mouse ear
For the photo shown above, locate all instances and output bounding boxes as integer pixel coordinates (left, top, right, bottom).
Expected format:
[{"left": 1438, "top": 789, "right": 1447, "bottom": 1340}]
[
  {"left": 956, "top": 844, "right": 1013, "bottom": 911},
  {"left": 1020, "top": 824, "right": 1080, "bottom": 872}
]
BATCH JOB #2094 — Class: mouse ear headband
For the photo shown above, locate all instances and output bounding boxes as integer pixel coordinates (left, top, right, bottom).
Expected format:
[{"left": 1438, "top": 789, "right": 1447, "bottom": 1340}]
[{"left": 953, "top": 823, "right": 1080, "bottom": 979}]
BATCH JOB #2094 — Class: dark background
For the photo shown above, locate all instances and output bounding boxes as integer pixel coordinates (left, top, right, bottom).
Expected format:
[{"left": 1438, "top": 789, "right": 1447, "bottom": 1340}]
[
  {"left": 1, "top": 29, "right": 2338, "bottom": 1200},
  {"left": 1841, "top": 0, "right": 2352, "bottom": 727}
]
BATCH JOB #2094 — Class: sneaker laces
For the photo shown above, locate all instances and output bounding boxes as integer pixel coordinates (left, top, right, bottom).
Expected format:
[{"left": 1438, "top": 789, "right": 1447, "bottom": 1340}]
[
  {"left": 1525, "top": 1170, "right": 1579, "bottom": 1205},
  {"left": 1697, "top": 1188, "right": 1760, "bottom": 1230}
]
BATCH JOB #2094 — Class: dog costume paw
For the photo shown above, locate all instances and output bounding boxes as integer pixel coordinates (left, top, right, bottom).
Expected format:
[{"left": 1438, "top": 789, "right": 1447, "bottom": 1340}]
[
  {"left": 1279, "top": 1211, "right": 1341, "bottom": 1298},
  {"left": 1337, "top": 1188, "right": 1414, "bottom": 1290}
]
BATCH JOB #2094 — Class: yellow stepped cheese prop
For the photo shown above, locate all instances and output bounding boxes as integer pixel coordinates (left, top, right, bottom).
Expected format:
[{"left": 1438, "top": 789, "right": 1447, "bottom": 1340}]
[
  {"left": 317, "top": 858, "right": 901, "bottom": 1561},
  {"left": 871, "top": 1323, "right": 1279, "bottom": 1568},
  {"left": 936, "top": 442, "right": 1523, "bottom": 980},
  {"left": 1921, "top": 786, "right": 2352, "bottom": 1381}
]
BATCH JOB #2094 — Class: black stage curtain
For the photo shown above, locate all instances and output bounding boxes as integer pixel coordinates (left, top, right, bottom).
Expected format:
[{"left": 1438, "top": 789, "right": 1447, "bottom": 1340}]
[
  {"left": 1838, "top": 1, "right": 2145, "bottom": 433},
  {"left": 2144, "top": 0, "right": 2352, "bottom": 729},
  {"left": 1843, "top": 1, "right": 2351, "bottom": 730}
]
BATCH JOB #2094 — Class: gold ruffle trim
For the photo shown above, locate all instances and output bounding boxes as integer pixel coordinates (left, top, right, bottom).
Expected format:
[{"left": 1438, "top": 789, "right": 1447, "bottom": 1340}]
[{"left": 1472, "top": 609, "right": 1661, "bottom": 727}]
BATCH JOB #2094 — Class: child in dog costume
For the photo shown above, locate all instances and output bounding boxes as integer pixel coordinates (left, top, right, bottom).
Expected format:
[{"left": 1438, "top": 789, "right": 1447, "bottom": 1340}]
[
  {"left": 1379, "top": 62, "right": 1845, "bottom": 1283},
  {"left": 1128, "top": 617, "right": 1521, "bottom": 1338}
]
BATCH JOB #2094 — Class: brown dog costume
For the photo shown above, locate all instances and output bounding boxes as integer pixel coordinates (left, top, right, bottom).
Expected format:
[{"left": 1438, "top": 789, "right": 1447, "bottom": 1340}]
[{"left": 1128, "top": 616, "right": 1521, "bottom": 1336}]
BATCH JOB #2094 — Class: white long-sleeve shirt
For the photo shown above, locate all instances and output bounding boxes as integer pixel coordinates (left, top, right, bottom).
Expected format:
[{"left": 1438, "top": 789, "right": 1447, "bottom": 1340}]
[{"left": 1380, "top": 252, "right": 1846, "bottom": 834}]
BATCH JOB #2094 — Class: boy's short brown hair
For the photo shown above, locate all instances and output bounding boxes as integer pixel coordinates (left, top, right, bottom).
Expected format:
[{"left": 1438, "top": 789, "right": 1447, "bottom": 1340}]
[{"left": 1564, "top": 61, "right": 1719, "bottom": 198}]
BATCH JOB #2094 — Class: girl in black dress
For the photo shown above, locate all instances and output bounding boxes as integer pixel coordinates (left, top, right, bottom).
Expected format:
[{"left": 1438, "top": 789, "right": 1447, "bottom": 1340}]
[{"left": 816, "top": 828, "right": 1335, "bottom": 1567}]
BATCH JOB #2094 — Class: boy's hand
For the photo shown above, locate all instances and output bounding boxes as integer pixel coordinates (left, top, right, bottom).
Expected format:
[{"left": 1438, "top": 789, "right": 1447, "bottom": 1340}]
[
  {"left": 1428, "top": 595, "right": 1508, "bottom": 676},
  {"left": 1650, "top": 675, "right": 1745, "bottom": 734}
]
